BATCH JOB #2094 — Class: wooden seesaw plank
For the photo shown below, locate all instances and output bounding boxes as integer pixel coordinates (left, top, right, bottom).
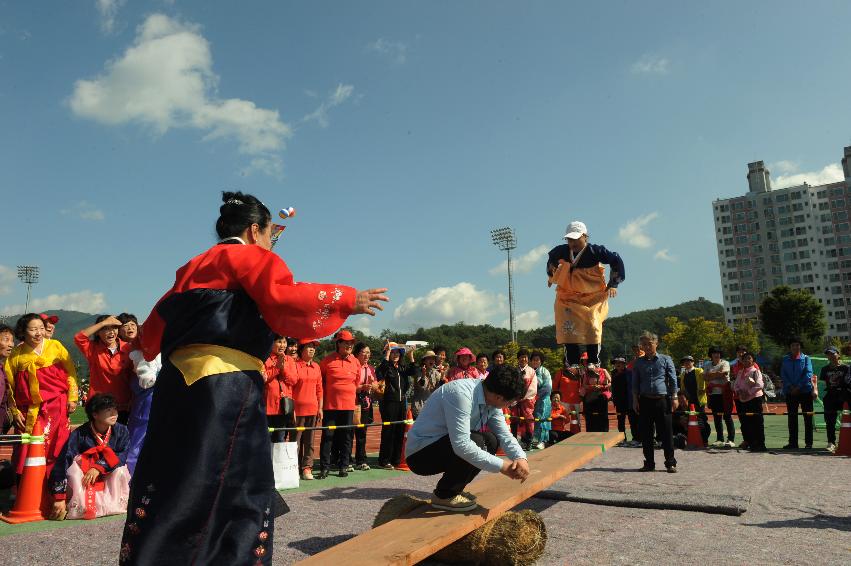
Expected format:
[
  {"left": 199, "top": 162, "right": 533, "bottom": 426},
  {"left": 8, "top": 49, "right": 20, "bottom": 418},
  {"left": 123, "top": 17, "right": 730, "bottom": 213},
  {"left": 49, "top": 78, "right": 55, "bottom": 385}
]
[{"left": 295, "top": 431, "right": 622, "bottom": 566}]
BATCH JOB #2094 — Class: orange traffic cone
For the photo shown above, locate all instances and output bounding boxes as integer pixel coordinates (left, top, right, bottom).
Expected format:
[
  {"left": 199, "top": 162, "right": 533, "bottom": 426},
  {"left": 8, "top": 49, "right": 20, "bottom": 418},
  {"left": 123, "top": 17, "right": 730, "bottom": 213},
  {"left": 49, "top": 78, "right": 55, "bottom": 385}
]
[
  {"left": 1, "top": 420, "right": 48, "bottom": 524},
  {"left": 686, "top": 404, "right": 705, "bottom": 449},
  {"left": 395, "top": 408, "right": 414, "bottom": 471},
  {"left": 569, "top": 410, "right": 581, "bottom": 435},
  {"left": 836, "top": 402, "right": 851, "bottom": 457}
]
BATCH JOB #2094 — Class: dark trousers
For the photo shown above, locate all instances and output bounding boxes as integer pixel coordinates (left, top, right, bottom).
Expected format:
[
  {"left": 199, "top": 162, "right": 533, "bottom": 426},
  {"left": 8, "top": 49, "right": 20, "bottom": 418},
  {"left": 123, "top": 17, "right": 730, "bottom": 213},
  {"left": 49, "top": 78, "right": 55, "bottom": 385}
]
[
  {"left": 406, "top": 432, "right": 498, "bottom": 499},
  {"left": 319, "top": 409, "right": 353, "bottom": 471},
  {"left": 583, "top": 397, "right": 610, "bottom": 432},
  {"left": 736, "top": 398, "right": 765, "bottom": 449},
  {"left": 786, "top": 392, "right": 814, "bottom": 447},
  {"left": 823, "top": 393, "right": 847, "bottom": 445},
  {"left": 614, "top": 400, "right": 638, "bottom": 440},
  {"left": 708, "top": 394, "right": 736, "bottom": 442},
  {"left": 638, "top": 396, "right": 676, "bottom": 468},
  {"left": 379, "top": 401, "right": 407, "bottom": 466},
  {"left": 267, "top": 410, "right": 296, "bottom": 443},
  {"left": 353, "top": 404, "right": 374, "bottom": 465},
  {"left": 549, "top": 430, "right": 571, "bottom": 444},
  {"left": 564, "top": 343, "right": 600, "bottom": 366}
]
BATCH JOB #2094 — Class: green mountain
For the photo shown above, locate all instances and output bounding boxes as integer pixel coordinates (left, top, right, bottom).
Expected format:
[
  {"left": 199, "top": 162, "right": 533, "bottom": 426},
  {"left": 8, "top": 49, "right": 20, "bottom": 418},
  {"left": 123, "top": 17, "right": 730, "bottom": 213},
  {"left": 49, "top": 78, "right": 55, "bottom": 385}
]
[
  {"left": 2, "top": 298, "right": 723, "bottom": 372},
  {"left": 375, "top": 297, "right": 724, "bottom": 363}
]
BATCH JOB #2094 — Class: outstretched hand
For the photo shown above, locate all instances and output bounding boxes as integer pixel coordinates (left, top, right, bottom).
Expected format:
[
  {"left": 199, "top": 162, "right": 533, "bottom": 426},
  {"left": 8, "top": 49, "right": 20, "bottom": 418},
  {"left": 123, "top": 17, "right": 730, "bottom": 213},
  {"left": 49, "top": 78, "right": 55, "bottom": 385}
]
[{"left": 354, "top": 288, "right": 389, "bottom": 316}]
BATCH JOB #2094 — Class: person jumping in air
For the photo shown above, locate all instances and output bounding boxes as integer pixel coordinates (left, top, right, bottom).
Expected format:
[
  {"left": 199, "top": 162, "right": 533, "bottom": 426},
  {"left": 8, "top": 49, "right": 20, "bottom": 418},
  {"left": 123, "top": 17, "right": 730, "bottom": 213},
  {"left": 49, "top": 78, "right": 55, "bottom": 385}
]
[{"left": 547, "top": 220, "right": 625, "bottom": 366}]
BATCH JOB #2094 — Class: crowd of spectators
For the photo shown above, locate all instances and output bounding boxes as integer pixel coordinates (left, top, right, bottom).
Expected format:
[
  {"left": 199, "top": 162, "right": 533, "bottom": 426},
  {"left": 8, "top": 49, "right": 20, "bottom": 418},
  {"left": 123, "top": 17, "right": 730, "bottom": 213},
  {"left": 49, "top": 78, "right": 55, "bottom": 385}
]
[{"left": 2, "top": 315, "right": 851, "bottom": 520}]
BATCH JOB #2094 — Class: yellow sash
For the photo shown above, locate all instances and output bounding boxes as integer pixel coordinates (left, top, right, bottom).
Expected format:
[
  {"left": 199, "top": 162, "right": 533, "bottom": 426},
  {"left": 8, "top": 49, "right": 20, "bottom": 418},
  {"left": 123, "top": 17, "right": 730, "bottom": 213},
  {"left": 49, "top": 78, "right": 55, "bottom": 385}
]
[{"left": 169, "top": 344, "right": 265, "bottom": 386}]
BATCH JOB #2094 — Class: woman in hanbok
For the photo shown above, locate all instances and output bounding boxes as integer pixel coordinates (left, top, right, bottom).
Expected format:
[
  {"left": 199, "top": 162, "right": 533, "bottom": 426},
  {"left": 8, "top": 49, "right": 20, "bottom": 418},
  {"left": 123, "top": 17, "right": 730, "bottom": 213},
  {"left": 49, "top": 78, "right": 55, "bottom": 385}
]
[
  {"left": 49, "top": 393, "right": 130, "bottom": 520},
  {"left": 530, "top": 351, "right": 552, "bottom": 449},
  {"left": 5, "top": 314, "right": 78, "bottom": 478},
  {"left": 119, "top": 191, "right": 387, "bottom": 566}
]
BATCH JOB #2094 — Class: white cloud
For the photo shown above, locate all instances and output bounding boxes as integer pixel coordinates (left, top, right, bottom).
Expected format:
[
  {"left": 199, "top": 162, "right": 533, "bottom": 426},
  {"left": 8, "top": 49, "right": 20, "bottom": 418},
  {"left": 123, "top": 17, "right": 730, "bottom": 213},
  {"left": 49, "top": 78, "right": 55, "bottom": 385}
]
[
  {"left": 96, "top": 0, "right": 126, "bottom": 34},
  {"left": 0, "top": 265, "right": 16, "bottom": 296},
  {"left": 60, "top": 201, "right": 105, "bottom": 221},
  {"left": 654, "top": 248, "right": 676, "bottom": 262},
  {"left": 770, "top": 160, "right": 799, "bottom": 175},
  {"left": 771, "top": 162, "right": 844, "bottom": 189},
  {"left": 630, "top": 54, "right": 670, "bottom": 75},
  {"left": 502, "top": 310, "right": 548, "bottom": 331},
  {"left": 366, "top": 38, "right": 408, "bottom": 65},
  {"left": 302, "top": 83, "right": 355, "bottom": 128},
  {"left": 349, "top": 316, "right": 374, "bottom": 337},
  {"left": 394, "top": 282, "right": 507, "bottom": 328},
  {"left": 0, "top": 290, "right": 107, "bottom": 315},
  {"left": 69, "top": 14, "right": 291, "bottom": 176},
  {"left": 489, "top": 244, "right": 549, "bottom": 276},
  {"left": 619, "top": 212, "right": 658, "bottom": 249}
]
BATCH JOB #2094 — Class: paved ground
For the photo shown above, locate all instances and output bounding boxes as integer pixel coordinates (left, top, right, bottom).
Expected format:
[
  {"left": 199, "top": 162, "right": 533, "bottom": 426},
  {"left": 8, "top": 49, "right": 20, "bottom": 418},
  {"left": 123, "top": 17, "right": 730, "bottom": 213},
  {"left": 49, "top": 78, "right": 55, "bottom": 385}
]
[
  {"left": 2, "top": 444, "right": 849, "bottom": 565},
  {"left": 1, "top": 412, "right": 848, "bottom": 565}
]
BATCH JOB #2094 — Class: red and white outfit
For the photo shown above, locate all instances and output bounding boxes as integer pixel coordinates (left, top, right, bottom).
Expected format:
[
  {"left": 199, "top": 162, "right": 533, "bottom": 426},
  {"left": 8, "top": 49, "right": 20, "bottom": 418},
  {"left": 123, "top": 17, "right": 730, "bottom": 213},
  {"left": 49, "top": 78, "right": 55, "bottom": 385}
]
[{"left": 512, "top": 365, "right": 538, "bottom": 442}]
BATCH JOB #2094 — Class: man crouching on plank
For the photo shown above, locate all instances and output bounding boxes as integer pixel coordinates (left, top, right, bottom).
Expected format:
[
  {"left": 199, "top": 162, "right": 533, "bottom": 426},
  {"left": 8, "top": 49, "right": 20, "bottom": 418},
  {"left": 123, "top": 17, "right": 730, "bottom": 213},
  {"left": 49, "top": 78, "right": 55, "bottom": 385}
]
[{"left": 405, "top": 364, "right": 530, "bottom": 512}]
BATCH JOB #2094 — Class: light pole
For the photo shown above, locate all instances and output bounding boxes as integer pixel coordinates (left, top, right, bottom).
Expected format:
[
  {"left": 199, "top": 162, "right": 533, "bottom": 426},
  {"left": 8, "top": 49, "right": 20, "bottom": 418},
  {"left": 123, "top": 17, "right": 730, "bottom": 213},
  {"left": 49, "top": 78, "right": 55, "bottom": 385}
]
[
  {"left": 490, "top": 227, "right": 517, "bottom": 343},
  {"left": 17, "top": 265, "right": 39, "bottom": 313}
]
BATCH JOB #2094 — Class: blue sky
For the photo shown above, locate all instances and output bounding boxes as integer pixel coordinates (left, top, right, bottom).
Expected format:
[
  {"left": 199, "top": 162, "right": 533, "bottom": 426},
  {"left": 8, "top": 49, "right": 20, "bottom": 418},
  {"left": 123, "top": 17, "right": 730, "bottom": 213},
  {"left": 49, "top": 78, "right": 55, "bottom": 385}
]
[{"left": 2, "top": 1, "right": 850, "bottom": 336}]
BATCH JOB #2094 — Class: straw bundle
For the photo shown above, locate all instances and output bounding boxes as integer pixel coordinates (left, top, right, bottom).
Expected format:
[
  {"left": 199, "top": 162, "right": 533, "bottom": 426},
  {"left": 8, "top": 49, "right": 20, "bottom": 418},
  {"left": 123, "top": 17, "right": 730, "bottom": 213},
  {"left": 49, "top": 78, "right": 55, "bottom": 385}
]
[{"left": 373, "top": 495, "right": 547, "bottom": 566}]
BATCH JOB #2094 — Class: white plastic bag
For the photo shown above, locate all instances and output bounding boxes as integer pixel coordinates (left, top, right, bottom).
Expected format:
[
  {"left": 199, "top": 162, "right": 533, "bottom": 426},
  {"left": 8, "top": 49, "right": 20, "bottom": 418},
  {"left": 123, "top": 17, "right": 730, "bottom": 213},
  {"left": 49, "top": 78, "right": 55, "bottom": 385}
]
[{"left": 272, "top": 442, "right": 299, "bottom": 490}]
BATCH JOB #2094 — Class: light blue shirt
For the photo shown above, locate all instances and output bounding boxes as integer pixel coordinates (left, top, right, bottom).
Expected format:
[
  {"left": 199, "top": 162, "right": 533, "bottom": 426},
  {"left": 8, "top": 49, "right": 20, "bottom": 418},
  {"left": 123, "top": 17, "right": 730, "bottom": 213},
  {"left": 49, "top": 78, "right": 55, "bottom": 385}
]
[
  {"left": 631, "top": 354, "right": 679, "bottom": 398},
  {"left": 405, "top": 378, "right": 526, "bottom": 473}
]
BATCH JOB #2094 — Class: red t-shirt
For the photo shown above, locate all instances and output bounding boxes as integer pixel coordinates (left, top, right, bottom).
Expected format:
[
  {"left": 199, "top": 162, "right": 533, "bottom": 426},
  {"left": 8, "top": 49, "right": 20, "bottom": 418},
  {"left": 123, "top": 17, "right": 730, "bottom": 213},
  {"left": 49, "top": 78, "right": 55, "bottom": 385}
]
[
  {"left": 264, "top": 354, "right": 297, "bottom": 414},
  {"left": 74, "top": 331, "right": 133, "bottom": 408},
  {"left": 553, "top": 370, "right": 581, "bottom": 404},
  {"left": 319, "top": 353, "right": 361, "bottom": 411},
  {"left": 289, "top": 359, "right": 323, "bottom": 417}
]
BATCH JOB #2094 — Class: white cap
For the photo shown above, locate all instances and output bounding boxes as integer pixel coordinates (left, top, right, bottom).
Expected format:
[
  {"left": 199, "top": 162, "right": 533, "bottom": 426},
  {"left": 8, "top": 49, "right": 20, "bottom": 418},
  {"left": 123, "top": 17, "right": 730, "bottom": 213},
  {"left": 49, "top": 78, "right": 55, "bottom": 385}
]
[{"left": 563, "top": 220, "right": 588, "bottom": 240}]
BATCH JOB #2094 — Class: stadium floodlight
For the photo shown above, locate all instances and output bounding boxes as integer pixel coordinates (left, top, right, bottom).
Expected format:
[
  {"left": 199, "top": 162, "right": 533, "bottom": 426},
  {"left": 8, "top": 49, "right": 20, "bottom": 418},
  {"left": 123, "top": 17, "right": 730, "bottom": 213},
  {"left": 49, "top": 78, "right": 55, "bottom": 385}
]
[
  {"left": 490, "top": 227, "right": 517, "bottom": 343},
  {"left": 17, "top": 265, "right": 39, "bottom": 313}
]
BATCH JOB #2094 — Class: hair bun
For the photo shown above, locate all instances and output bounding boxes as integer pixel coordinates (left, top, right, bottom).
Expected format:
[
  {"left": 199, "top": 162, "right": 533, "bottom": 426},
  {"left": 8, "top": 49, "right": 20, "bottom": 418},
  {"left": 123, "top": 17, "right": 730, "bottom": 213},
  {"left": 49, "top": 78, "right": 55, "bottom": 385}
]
[{"left": 221, "top": 191, "right": 247, "bottom": 206}]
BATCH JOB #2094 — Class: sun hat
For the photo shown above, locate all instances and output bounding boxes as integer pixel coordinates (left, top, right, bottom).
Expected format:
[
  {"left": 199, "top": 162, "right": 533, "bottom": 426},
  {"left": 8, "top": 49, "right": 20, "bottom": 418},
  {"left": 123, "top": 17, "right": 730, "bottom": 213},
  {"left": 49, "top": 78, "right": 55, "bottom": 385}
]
[
  {"left": 455, "top": 347, "right": 475, "bottom": 360},
  {"left": 563, "top": 221, "right": 588, "bottom": 240}
]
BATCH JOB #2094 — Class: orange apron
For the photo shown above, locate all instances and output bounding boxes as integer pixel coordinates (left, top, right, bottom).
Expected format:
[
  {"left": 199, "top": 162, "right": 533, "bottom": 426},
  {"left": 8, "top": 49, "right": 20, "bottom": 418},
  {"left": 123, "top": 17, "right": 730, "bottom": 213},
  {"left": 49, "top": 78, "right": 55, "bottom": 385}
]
[{"left": 552, "top": 260, "right": 609, "bottom": 344}]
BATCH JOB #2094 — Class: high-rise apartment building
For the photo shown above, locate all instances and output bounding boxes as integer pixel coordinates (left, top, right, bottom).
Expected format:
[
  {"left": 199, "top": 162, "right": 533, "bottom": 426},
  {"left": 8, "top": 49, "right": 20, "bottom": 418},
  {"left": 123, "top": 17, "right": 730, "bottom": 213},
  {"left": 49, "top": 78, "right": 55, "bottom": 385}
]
[{"left": 712, "top": 146, "right": 851, "bottom": 337}]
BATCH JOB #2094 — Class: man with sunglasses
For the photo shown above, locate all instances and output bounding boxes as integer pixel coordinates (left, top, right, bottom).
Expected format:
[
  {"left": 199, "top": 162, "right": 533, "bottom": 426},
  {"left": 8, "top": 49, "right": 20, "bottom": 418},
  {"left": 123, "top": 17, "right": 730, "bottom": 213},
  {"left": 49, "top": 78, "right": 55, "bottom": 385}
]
[{"left": 405, "top": 364, "right": 530, "bottom": 512}]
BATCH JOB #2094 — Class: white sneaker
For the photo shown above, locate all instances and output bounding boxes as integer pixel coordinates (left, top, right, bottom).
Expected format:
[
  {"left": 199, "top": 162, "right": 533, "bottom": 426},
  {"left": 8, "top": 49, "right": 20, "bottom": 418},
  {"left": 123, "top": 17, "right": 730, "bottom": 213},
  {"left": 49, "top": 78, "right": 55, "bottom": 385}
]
[
  {"left": 431, "top": 494, "right": 477, "bottom": 512},
  {"left": 827, "top": 443, "right": 836, "bottom": 453},
  {"left": 724, "top": 440, "right": 736, "bottom": 448},
  {"left": 535, "top": 442, "right": 545, "bottom": 450}
]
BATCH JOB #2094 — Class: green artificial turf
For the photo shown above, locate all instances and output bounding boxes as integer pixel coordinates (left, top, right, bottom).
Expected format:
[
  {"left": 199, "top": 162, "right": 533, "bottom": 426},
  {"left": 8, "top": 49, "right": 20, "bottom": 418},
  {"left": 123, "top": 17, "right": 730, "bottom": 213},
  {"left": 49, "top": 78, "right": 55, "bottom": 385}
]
[{"left": 0, "top": 455, "right": 404, "bottom": 537}]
